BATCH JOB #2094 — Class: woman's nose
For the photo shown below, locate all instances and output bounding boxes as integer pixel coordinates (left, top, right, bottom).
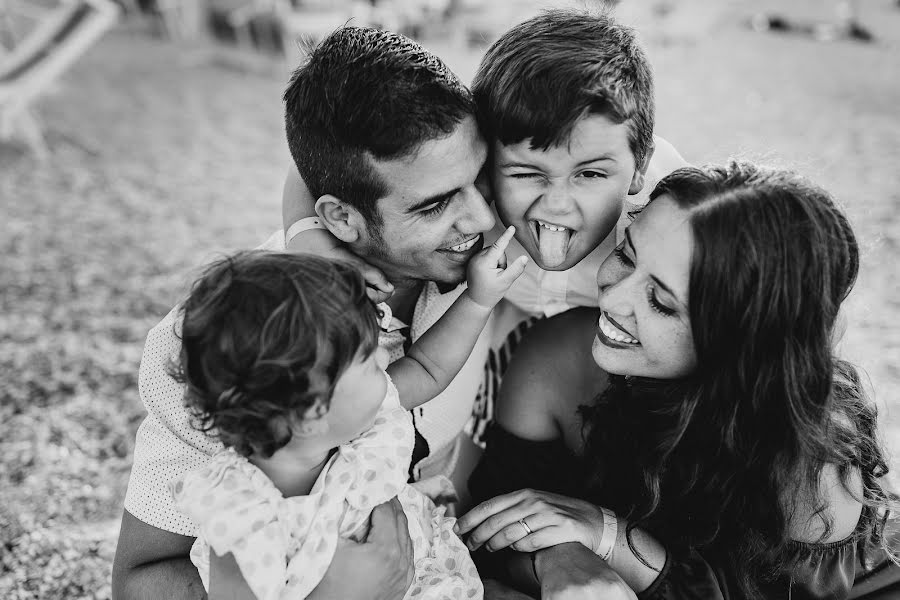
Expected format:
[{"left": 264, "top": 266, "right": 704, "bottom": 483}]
[{"left": 598, "top": 276, "right": 635, "bottom": 318}]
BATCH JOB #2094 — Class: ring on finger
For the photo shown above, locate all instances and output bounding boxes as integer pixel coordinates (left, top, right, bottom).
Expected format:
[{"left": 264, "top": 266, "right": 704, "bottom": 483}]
[{"left": 518, "top": 518, "right": 533, "bottom": 536}]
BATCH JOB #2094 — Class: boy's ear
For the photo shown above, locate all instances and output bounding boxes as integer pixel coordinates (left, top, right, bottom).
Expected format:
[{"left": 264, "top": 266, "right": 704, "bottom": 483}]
[
  {"left": 315, "top": 195, "right": 364, "bottom": 244},
  {"left": 628, "top": 142, "right": 655, "bottom": 196}
]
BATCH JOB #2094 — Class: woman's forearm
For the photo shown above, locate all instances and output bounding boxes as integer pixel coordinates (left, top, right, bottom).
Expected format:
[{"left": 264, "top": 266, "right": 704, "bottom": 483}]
[{"left": 605, "top": 517, "right": 667, "bottom": 593}]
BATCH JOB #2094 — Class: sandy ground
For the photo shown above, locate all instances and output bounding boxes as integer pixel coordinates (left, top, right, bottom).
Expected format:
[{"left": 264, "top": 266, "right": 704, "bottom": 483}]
[{"left": 1, "top": 0, "right": 898, "bottom": 597}]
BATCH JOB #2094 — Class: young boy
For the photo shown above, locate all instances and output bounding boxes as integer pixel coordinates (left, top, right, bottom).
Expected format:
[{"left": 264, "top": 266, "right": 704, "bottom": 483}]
[{"left": 282, "top": 9, "right": 686, "bottom": 321}]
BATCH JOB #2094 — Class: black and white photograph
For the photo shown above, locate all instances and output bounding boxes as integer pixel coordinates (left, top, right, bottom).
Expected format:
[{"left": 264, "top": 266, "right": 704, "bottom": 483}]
[{"left": 2, "top": 0, "right": 899, "bottom": 598}]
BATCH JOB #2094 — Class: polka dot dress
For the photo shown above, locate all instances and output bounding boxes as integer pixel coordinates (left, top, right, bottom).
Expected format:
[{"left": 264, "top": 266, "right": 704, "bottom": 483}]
[{"left": 170, "top": 374, "right": 483, "bottom": 600}]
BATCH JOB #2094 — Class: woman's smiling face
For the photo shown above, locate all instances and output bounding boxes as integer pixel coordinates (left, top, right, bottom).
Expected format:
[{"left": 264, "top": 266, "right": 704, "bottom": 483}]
[{"left": 592, "top": 195, "right": 698, "bottom": 379}]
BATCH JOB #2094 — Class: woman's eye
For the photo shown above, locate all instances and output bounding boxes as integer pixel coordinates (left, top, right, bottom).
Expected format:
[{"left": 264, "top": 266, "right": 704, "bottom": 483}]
[
  {"left": 509, "top": 172, "right": 542, "bottom": 180},
  {"left": 647, "top": 286, "right": 676, "bottom": 317},
  {"left": 613, "top": 245, "right": 634, "bottom": 267}
]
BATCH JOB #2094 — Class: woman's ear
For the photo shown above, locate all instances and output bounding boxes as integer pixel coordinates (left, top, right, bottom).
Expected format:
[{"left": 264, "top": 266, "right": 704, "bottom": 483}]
[
  {"left": 628, "top": 143, "right": 655, "bottom": 196},
  {"left": 315, "top": 195, "right": 362, "bottom": 244}
]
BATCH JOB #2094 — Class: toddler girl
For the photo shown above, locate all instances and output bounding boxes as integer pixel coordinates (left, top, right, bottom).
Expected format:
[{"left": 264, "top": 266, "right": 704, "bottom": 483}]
[{"left": 168, "top": 228, "right": 525, "bottom": 600}]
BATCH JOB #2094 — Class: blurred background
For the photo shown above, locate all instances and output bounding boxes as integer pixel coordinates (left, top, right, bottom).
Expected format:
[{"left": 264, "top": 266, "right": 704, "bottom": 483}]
[{"left": 1, "top": 0, "right": 898, "bottom": 597}]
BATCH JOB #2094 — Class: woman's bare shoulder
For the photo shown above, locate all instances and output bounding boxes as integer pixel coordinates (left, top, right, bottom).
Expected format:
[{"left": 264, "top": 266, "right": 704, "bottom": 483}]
[
  {"left": 787, "top": 463, "right": 864, "bottom": 544},
  {"left": 495, "top": 308, "right": 609, "bottom": 443}
]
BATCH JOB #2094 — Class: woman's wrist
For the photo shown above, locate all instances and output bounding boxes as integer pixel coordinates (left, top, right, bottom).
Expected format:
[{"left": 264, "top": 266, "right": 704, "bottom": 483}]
[
  {"left": 594, "top": 507, "right": 618, "bottom": 560},
  {"left": 603, "top": 517, "right": 668, "bottom": 594}
]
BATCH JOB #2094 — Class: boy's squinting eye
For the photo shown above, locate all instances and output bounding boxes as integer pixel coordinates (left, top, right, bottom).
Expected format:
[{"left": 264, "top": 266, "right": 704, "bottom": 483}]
[{"left": 580, "top": 170, "right": 607, "bottom": 179}]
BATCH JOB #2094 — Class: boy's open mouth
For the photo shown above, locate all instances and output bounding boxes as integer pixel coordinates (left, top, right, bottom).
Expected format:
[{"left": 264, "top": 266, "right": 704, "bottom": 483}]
[{"left": 531, "top": 219, "right": 572, "bottom": 268}]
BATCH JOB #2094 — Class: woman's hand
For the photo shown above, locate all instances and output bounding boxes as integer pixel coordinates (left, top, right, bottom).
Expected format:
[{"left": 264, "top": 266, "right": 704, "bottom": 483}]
[
  {"left": 536, "top": 543, "right": 637, "bottom": 600},
  {"left": 455, "top": 489, "right": 605, "bottom": 554}
]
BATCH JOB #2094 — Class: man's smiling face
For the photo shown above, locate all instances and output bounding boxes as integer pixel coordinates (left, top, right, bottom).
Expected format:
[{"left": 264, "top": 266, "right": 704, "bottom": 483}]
[
  {"left": 356, "top": 115, "right": 496, "bottom": 286},
  {"left": 491, "top": 114, "right": 645, "bottom": 271}
]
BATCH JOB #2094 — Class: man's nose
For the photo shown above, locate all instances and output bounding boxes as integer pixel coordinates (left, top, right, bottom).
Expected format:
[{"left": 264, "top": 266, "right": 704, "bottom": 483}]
[{"left": 456, "top": 185, "right": 496, "bottom": 234}]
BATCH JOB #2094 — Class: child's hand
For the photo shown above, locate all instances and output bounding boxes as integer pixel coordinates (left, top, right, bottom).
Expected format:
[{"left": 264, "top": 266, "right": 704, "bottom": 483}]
[
  {"left": 287, "top": 230, "right": 394, "bottom": 303},
  {"left": 466, "top": 226, "right": 528, "bottom": 308}
]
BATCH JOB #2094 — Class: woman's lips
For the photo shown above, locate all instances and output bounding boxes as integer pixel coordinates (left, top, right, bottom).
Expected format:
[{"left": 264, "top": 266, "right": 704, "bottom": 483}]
[{"left": 597, "top": 312, "right": 640, "bottom": 346}]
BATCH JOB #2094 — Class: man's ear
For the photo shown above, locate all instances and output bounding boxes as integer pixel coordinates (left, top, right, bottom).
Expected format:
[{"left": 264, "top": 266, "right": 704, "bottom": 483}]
[
  {"left": 315, "top": 195, "right": 364, "bottom": 244},
  {"left": 628, "top": 142, "right": 655, "bottom": 196}
]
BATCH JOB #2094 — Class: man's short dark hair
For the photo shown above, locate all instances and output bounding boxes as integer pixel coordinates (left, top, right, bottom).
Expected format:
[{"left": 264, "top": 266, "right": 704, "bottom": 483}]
[
  {"left": 472, "top": 9, "right": 655, "bottom": 166},
  {"left": 284, "top": 27, "right": 476, "bottom": 228}
]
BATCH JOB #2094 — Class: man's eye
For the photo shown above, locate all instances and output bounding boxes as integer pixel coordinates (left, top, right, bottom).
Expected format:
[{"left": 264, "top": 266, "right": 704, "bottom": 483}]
[{"left": 422, "top": 199, "right": 450, "bottom": 217}]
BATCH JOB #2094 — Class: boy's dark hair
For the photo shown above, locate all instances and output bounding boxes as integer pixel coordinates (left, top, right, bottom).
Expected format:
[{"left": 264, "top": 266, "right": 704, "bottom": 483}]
[
  {"left": 170, "top": 251, "right": 380, "bottom": 458},
  {"left": 284, "top": 27, "right": 476, "bottom": 230},
  {"left": 472, "top": 9, "right": 655, "bottom": 166}
]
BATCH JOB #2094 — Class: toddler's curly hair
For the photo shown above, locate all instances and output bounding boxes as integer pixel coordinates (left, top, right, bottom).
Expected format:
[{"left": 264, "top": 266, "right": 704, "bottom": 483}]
[{"left": 169, "top": 251, "right": 380, "bottom": 458}]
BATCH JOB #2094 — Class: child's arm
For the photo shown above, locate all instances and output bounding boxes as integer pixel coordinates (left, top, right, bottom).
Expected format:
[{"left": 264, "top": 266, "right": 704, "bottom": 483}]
[
  {"left": 388, "top": 226, "right": 528, "bottom": 409},
  {"left": 282, "top": 167, "right": 394, "bottom": 302},
  {"left": 209, "top": 550, "right": 256, "bottom": 600}
]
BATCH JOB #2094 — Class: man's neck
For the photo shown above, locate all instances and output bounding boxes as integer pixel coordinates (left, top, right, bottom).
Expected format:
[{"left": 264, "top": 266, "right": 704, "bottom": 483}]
[{"left": 386, "top": 279, "right": 425, "bottom": 325}]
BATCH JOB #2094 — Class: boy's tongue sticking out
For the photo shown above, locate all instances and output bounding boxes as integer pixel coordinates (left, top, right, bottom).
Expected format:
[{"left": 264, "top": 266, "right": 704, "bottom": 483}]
[{"left": 536, "top": 220, "right": 571, "bottom": 268}]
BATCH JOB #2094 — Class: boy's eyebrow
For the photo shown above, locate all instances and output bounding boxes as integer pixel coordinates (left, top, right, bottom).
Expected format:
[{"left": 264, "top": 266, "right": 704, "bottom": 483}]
[
  {"left": 499, "top": 155, "right": 617, "bottom": 169},
  {"left": 407, "top": 188, "right": 460, "bottom": 212},
  {"left": 576, "top": 155, "right": 617, "bottom": 167},
  {"left": 497, "top": 160, "right": 542, "bottom": 170},
  {"left": 626, "top": 229, "right": 682, "bottom": 304}
]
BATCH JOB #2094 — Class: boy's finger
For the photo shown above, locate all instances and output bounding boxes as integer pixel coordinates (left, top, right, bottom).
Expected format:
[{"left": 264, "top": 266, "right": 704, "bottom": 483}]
[
  {"left": 501, "top": 255, "right": 528, "bottom": 281},
  {"left": 487, "top": 226, "right": 516, "bottom": 260}
]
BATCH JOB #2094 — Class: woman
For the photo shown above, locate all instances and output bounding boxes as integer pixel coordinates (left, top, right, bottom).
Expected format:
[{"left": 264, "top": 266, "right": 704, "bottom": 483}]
[{"left": 455, "top": 162, "right": 899, "bottom": 599}]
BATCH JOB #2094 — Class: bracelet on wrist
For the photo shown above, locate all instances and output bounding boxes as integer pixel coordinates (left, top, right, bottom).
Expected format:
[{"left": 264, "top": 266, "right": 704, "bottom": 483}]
[{"left": 594, "top": 507, "right": 618, "bottom": 561}]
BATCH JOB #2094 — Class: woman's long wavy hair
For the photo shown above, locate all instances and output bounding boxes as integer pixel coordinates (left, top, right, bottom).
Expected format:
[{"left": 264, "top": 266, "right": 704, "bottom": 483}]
[
  {"left": 169, "top": 251, "right": 380, "bottom": 458},
  {"left": 580, "top": 161, "right": 896, "bottom": 597}
]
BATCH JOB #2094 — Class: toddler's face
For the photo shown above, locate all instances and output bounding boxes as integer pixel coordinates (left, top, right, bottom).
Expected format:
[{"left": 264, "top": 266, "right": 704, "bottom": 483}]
[
  {"left": 490, "top": 114, "right": 646, "bottom": 271},
  {"left": 323, "top": 347, "right": 390, "bottom": 444}
]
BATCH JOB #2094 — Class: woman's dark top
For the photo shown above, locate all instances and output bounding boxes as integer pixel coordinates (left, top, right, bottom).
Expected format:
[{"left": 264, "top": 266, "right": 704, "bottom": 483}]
[{"left": 469, "top": 425, "right": 900, "bottom": 600}]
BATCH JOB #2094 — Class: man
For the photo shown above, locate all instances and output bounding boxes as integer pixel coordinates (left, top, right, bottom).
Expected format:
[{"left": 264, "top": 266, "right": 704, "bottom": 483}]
[{"left": 112, "top": 27, "right": 496, "bottom": 600}]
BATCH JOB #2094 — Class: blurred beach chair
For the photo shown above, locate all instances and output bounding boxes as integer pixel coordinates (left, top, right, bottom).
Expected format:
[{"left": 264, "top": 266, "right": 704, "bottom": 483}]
[{"left": 0, "top": 0, "right": 120, "bottom": 157}]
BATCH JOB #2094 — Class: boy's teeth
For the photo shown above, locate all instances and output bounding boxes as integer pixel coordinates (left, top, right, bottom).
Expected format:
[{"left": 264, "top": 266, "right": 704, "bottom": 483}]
[
  {"left": 535, "top": 220, "right": 571, "bottom": 267},
  {"left": 598, "top": 313, "right": 639, "bottom": 344},
  {"left": 450, "top": 237, "right": 477, "bottom": 252},
  {"left": 537, "top": 220, "right": 567, "bottom": 232}
]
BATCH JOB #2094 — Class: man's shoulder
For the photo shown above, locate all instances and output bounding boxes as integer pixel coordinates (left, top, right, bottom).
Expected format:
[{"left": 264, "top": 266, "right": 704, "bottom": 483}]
[
  {"left": 648, "top": 135, "right": 689, "bottom": 181},
  {"left": 138, "top": 305, "right": 187, "bottom": 411}
]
